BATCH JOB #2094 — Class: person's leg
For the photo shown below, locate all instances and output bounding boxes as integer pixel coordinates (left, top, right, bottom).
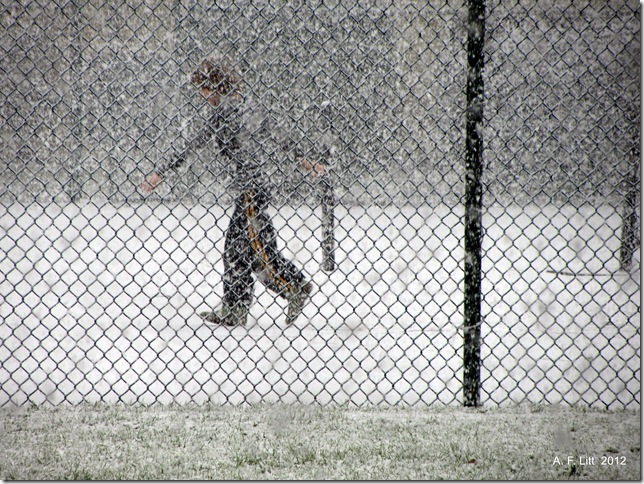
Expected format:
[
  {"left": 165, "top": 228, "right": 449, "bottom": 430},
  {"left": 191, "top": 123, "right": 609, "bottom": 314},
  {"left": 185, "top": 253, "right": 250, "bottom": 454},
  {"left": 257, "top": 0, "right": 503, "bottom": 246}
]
[
  {"left": 244, "top": 191, "right": 312, "bottom": 324},
  {"left": 200, "top": 198, "right": 254, "bottom": 326}
]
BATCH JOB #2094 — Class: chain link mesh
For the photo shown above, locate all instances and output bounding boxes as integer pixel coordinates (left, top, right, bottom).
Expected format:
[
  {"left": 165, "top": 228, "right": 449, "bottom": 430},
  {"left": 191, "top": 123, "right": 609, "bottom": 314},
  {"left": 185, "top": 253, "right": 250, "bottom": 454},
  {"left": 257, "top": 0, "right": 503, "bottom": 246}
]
[{"left": 0, "top": 0, "right": 639, "bottom": 408}]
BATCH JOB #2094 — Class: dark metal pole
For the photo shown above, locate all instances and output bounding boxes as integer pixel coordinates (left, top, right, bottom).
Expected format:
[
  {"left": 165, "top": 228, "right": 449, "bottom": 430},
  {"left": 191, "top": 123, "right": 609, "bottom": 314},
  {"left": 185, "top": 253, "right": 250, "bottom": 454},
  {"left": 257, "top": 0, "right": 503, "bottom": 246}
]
[
  {"left": 463, "top": 0, "right": 485, "bottom": 407},
  {"left": 321, "top": 177, "right": 336, "bottom": 272},
  {"left": 319, "top": 101, "right": 336, "bottom": 273},
  {"left": 619, "top": 148, "right": 640, "bottom": 271}
]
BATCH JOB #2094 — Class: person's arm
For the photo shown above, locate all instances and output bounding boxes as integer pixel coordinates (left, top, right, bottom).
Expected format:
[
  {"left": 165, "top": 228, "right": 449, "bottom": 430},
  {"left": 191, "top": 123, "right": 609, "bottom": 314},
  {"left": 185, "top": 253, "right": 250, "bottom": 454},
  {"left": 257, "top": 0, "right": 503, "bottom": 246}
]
[
  {"left": 139, "top": 116, "right": 218, "bottom": 194},
  {"left": 300, "top": 157, "right": 327, "bottom": 178},
  {"left": 269, "top": 111, "right": 328, "bottom": 179}
]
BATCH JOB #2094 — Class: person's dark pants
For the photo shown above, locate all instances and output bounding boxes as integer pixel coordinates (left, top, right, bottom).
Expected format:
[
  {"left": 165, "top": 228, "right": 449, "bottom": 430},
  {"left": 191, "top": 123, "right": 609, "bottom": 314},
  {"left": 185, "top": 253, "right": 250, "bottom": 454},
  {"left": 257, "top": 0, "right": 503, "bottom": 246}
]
[{"left": 222, "top": 190, "right": 306, "bottom": 309}]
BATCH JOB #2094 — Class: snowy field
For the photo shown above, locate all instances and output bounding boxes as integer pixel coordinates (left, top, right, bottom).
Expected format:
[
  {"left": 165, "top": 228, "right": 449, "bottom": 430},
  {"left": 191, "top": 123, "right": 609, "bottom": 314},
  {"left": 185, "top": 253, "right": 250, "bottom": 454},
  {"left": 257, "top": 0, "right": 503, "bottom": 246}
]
[{"left": 0, "top": 201, "right": 639, "bottom": 408}]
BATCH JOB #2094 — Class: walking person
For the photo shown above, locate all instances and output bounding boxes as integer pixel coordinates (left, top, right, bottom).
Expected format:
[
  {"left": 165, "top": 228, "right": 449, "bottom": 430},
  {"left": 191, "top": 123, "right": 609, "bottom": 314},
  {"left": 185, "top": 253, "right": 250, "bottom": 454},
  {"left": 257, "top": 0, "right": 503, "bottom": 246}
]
[{"left": 140, "top": 56, "right": 326, "bottom": 326}]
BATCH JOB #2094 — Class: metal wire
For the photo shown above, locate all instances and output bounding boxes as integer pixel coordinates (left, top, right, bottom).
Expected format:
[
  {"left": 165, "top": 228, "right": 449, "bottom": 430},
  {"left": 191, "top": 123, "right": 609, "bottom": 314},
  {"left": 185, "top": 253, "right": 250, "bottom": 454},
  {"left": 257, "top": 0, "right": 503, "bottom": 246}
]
[{"left": 0, "top": 0, "right": 639, "bottom": 408}]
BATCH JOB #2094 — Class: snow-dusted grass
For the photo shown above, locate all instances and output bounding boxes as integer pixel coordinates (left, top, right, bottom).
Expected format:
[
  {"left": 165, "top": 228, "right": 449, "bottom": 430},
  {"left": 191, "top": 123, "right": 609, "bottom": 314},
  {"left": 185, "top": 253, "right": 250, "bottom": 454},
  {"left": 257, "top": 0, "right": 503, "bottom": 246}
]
[
  {"left": 1, "top": 403, "right": 640, "bottom": 480},
  {"left": 0, "top": 201, "right": 639, "bottom": 408}
]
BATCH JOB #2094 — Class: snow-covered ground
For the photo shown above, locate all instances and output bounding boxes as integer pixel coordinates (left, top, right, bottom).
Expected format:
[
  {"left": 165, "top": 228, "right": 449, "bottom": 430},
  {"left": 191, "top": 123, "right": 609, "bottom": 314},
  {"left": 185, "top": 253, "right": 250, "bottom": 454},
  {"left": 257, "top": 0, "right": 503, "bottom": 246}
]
[{"left": 0, "top": 201, "right": 639, "bottom": 408}]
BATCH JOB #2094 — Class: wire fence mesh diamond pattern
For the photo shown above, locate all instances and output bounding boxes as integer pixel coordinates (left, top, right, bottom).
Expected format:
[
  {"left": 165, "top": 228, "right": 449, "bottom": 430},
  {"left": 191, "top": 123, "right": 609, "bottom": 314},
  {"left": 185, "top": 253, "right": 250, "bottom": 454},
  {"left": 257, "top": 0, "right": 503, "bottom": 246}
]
[{"left": 0, "top": 0, "right": 639, "bottom": 408}]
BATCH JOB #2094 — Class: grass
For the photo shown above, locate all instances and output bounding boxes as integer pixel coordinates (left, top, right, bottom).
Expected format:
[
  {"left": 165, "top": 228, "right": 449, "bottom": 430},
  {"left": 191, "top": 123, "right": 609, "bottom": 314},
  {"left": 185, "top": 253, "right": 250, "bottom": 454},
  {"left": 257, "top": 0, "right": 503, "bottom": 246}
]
[{"left": 0, "top": 403, "right": 640, "bottom": 480}]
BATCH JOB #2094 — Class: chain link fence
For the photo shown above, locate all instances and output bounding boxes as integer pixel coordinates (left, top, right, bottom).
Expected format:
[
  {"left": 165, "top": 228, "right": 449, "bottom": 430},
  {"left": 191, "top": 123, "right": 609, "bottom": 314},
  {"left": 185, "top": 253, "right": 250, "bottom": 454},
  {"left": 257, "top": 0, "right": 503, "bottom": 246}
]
[{"left": 0, "top": 0, "right": 639, "bottom": 408}]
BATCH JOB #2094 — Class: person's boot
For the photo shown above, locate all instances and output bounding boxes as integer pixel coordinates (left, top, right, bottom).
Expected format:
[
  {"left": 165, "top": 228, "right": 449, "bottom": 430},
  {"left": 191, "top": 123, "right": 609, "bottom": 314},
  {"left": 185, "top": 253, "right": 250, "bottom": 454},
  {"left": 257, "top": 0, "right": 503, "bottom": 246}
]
[
  {"left": 285, "top": 281, "right": 313, "bottom": 325},
  {"left": 199, "top": 303, "right": 248, "bottom": 327}
]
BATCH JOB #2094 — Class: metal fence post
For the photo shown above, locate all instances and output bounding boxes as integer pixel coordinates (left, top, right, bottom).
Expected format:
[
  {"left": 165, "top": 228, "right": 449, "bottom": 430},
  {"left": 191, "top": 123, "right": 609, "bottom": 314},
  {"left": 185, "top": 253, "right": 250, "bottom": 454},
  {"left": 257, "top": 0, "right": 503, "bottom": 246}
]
[
  {"left": 319, "top": 101, "right": 336, "bottom": 273},
  {"left": 321, "top": 176, "right": 336, "bottom": 272},
  {"left": 620, "top": 149, "right": 640, "bottom": 271},
  {"left": 463, "top": 0, "right": 485, "bottom": 407}
]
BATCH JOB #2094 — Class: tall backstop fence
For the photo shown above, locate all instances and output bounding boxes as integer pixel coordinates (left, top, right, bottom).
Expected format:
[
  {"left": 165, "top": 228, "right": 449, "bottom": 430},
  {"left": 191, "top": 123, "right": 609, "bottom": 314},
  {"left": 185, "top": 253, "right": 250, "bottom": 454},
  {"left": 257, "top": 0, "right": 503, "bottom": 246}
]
[{"left": 0, "top": 0, "right": 640, "bottom": 408}]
